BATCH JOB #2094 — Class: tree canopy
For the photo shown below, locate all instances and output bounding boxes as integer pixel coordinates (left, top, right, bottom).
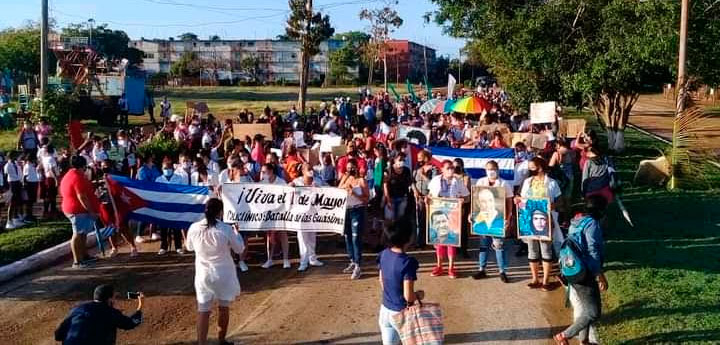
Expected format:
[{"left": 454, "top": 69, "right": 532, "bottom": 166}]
[
  {"left": 0, "top": 25, "right": 47, "bottom": 82},
  {"left": 178, "top": 32, "right": 198, "bottom": 41}
]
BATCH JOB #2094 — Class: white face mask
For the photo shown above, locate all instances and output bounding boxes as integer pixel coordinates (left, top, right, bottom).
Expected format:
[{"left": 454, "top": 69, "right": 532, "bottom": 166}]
[
  {"left": 487, "top": 170, "right": 498, "bottom": 179},
  {"left": 117, "top": 139, "right": 127, "bottom": 147}
]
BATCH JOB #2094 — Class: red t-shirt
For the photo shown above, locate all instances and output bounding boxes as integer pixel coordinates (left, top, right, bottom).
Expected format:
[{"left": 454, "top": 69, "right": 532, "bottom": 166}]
[
  {"left": 60, "top": 168, "right": 101, "bottom": 215},
  {"left": 336, "top": 154, "right": 367, "bottom": 177}
]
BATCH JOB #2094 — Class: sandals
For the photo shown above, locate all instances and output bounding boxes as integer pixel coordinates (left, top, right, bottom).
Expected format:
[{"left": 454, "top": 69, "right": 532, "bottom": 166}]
[{"left": 527, "top": 281, "right": 542, "bottom": 289}]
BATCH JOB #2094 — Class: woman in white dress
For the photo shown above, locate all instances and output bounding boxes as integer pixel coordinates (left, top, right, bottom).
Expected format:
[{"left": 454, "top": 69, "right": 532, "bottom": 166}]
[{"left": 186, "top": 198, "right": 245, "bottom": 345}]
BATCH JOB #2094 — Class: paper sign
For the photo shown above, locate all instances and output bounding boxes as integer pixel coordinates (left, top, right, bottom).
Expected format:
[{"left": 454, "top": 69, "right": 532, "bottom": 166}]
[
  {"left": 313, "top": 134, "right": 342, "bottom": 153},
  {"left": 233, "top": 123, "right": 273, "bottom": 141},
  {"left": 512, "top": 133, "right": 533, "bottom": 147},
  {"left": 531, "top": 133, "right": 548, "bottom": 150},
  {"left": 530, "top": 102, "right": 557, "bottom": 124},
  {"left": 563, "top": 119, "right": 586, "bottom": 138},
  {"left": 293, "top": 131, "right": 307, "bottom": 147},
  {"left": 331, "top": 145, "right": 347, "bottom": 157},
  {"left": 511, "top": 133, "right": 547, "bottom": 149},
  {"left": 222, "top": 183, "right": 348, "bottom": 233}
]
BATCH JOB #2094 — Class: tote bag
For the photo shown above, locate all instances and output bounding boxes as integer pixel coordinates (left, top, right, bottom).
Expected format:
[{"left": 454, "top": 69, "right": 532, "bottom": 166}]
[{"left": 392, "top": 301, "right": 444, "bottom": 345}]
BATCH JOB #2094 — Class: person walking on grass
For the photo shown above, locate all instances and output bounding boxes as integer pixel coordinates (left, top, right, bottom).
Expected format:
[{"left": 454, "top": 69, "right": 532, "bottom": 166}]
[
  {"left": 338, "top": 158, "right": 369, "bottom": 280},
  {"left": 554, "top": 195, "right": 609, "bottom": 345},
  {"left": 186, "top": 198, "right": 244, "bottom": 345},
  {"left": 377, "top": 221, "right": 422, "bottom": 345},
  {"left": 59, "top": 155, "right": 101, "bottom": 269}
]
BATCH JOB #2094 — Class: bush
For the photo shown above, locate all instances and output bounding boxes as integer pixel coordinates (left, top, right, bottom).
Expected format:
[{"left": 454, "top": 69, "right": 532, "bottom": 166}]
[
  {"left": 136, "top": 135, "right": 180, "bottom": 161},
  {"left": 30, "top": 89, "right": 78, "bottom": 129},
  {"left": 0, "top": 222, "right": 72, "bottom": 266}
]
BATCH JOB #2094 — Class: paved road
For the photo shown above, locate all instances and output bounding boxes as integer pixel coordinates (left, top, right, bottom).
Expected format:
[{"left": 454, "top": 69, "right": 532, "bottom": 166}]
[{"left": 0, "top": 234, "right": 567, "bottom": 345}]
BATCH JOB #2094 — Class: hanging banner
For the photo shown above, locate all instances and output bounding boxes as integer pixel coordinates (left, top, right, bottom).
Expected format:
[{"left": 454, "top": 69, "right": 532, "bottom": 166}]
[{"left": 221, "top": 183, "right": 348, "bottom": 233}]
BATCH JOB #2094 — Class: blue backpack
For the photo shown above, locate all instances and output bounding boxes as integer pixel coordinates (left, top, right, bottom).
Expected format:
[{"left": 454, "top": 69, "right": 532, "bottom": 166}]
[{"left": 558, "top": 217, "right": 593, "bottom": 284}]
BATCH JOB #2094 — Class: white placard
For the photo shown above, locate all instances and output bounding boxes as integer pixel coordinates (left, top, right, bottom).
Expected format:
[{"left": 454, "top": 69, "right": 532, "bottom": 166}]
[
  {"left": 293, "top": 131, "right": 307, "bottom": 147},
  {"left": 313, "top": 134, "right": 343, "bottom": 153},
  {"left": 222, "top": 183, "right": 348, "bottom": 233},
  {"left": 530, "top": 101, "right": 557, "bottom": 124}
]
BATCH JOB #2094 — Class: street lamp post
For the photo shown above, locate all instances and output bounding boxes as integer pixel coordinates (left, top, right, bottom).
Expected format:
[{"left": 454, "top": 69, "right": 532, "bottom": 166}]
[{"left": 88, "top": 18, "right": 95, "bottom": 47}]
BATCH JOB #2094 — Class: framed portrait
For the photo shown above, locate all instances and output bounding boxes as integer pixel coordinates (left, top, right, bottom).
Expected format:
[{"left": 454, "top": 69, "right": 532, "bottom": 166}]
[
  {"left": 517, "top": 198, "right": 552, "bottom": 241},
  {"left": 398, "top": 125, "right": 431, "bottom": 146},
  {"left": 471, "top": 186, "right": 506, "bottom": 237},
  {"left": 427, "top": 197, "right": 463, "bottom": 247}
]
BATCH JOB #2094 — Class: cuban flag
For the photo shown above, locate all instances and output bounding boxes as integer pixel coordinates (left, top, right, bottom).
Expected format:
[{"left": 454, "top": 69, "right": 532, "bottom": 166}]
[
  {"left": 105, "top": 174, "right": 210, "bottom": 229},
  {"left": 425, "top": 147, "right": 515, "bottom": 181}
]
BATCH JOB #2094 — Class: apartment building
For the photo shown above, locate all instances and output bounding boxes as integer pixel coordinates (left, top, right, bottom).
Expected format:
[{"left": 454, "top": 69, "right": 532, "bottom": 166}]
[
  {"left": 129, "top": 38, "right": 350, "bottom": 82},
  {"left": 384, "top": 40, "right": 437, "bottom": 83}
]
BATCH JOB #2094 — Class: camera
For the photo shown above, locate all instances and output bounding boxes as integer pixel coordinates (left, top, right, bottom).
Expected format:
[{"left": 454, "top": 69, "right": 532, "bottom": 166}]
[{"left": 127, "top": 292, "right": 141, "bottom": 299}]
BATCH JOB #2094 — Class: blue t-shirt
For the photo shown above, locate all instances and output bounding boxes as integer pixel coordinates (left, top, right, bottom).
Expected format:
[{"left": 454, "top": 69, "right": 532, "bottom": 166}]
[{"left": 377, "top": 248, "right": 419, "bottom": 311}]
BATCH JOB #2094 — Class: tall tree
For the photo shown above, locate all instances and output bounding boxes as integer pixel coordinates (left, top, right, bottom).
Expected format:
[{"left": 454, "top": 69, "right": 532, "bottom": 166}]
[
  {"left": 0, "top": 25, "right": 45, "bottom": 84},
  {"left": 359, "top": 1, "right": 403, "bottom": 91},
  {"left": 286, "top": 0, "right": 335, "bottom": 115},
  {"left": 329, "top": 31, "right": 371, "bottom": 84},
  {"left": 430, "top": 0, "right": 720, "bottom": 152}
]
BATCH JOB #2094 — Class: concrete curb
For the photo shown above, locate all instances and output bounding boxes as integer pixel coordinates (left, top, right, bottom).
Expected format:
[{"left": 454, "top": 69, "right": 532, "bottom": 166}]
[{"left": 0, "top": 232, "right": 98, "bottom": 284}]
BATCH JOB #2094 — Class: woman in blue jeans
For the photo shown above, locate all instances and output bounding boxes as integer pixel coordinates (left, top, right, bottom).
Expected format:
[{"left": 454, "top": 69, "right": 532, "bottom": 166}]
[
  {"left": 338, "top": 159, "right": 369, "bottom": 279},
  {"left": 383, "top": 153, "right": 412, "bottom": 223},
  {"left": 377, "top": 222, "right": 422, "bottom": 345}
]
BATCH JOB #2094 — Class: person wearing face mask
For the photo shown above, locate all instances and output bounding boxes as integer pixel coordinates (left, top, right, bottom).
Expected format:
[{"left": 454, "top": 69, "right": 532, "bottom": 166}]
[
  {"left": 134, "top": 155, "right": 161, "bottom": 243},
  {"left": 191, "top": 158, "right": 213, "bottom": 189},
  {"left": 314, "top": 152, "right": 337, "bottom": 186},
  {"left": 338, "top": 159, "right": 369, "bottom": 280},
  {"left": 336, "top": 141, "right": 367, "bottom": 177},
  {"left": 40, "top": 145, "right": 60, "bottom": 218},
  {"left": 259, "top": 163, "right": 291, "bottom": 270},
  {"left": 174, "top": 154, "right": 192, "bottom": 185},
  {"left": 516, "top": 157, "right": 563, "bottom": 292},
  {"left": 411, "top": 150, "right": 436, "bottom": 248},
  {"left": 471, "top": 160, "right": 514, "bottom": 283},
  {"left": 453, "top": 158, "right": 472, "bottom": 259},
  {"left": 289, "top": 163, "right": 325, "bottom": 272},
  {"left": 239, "top": 150, "right": 260, "bottom": 182},
  {"left": 155, "top": 159, "right": 187, "bottom": 255},
  {"left": 21, "top": 154, "right": 40, "bottom": 222},
  {"left": 383, "top": 153, "right": 413, "bottom": 224},
  {"left": 427, "top": 160, "right": 470, "bottom": 279},
  {"left": 549, "top": 140, "right": 577, "bottom": 226}
]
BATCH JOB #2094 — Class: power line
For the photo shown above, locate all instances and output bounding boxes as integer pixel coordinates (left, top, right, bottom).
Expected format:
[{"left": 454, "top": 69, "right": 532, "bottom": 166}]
[{"left": 52, "top": 8, "right": 289, "bottom": 28}]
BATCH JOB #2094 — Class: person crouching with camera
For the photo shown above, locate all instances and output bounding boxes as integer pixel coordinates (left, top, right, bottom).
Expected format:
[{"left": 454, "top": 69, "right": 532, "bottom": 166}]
[{"left": 55, "top": 284, "right": 143, "bottom": 345}]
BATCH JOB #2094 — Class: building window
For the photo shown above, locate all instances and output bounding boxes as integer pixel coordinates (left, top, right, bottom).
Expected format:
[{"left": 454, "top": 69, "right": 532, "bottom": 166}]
[
  {"left": 248, "top": 42, "right": 255, "bottom": 46},
  {"left": 204, "top": 42, "right": 210, "bottom": 47}
]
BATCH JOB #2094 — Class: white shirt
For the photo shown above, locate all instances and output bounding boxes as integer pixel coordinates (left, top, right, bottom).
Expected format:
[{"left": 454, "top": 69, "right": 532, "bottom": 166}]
[
  {"left": 185, "top": 219, "right": 244, "bottom": 303},
  {"left": 291, "top": 177, "right": 325, "bottom": 187},
  {"left": 520, "top": 175, "right": 562, "bottom": 203},
  {"left": 428, "top": 175, "right": 470, "bottom": 198},
  {"left": 4, "top": 161, "right": 21, "bottom": 182},
  {"left": 191, "top": 171, "right": 217, "bottom": 187},
  {"left": 23, "top": 163, "right": 40, "bottom": 183},
  {"left": 41, "top": 155, "right": 59, "bottom": 179},
  {"left": 475, "top": 177, "right": 514, "bottom": 197},
  {"left": 155, "top": 173, "right": 187, "bottom": 185},
  {"left": 92, "top": 147, "right": 108, "bottom": 163},
  {"left": 261, "top": 176, "right": 287, "bottom": 185}
]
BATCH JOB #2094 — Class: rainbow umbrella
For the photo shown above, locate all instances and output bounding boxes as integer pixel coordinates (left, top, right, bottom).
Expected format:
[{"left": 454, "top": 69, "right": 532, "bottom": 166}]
[
  {"left": 419, "top": 99, "right": 441, "bottom": 114},
  {"left": 451, "top": 95, "right": 492, "bottom": 114},
  {"left": 441, "top": 99, "right": 457, "bottom": 114}
]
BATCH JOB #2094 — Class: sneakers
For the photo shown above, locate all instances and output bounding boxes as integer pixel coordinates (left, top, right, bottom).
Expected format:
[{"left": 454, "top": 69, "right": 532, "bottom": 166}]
[
  {"left": 472, "top": 270, "right": 487, "bottom": 280},
  {"left": 283, "top": 259, "right": 291, "bottom": 269},
  {"left": 150, "top": 233, "right": 161, "bottom": 241},
  {"left": 157, "top": 249, "right": 167, "bottom": 255},
  {"left": 176, "top": 248, "right": 185, "bottom": 255},
  {"left": 134, "top": 236, "right": 145, "bottom": 244},
  {"left": 343, "top": 262, "right": 356, "bottom": 273},
  {"left": 297, "top": 262, "right": 308, "bottom": 272},
  {"left": 130, "top": 247, "right": 139, "bottom": 257},
  {"left": 237, "top": 261, "right": 249, "bottom": 272},
  {"left": 430, "top": 266, "right": 444, "bottom": 277},
  {"left": 5, "top": 221, "right": 16, "bottom": 230},
  {"left": 309, "top": 259, "right": 324, "bottom": 267},
  {"left": 261, "top": 260, "right": 274, "bottom": 269},
  {"left": 448, "top": 268, "right": 458, "bottom": 279},
  {"left": 499, "top": 272, "right": 509, "bottom": 283},
  {"left": 71, "top": 262, "right": 89, "bottom": 269},
  {"left": 351, "top": 266, "right": 362, "bottom": 280}
]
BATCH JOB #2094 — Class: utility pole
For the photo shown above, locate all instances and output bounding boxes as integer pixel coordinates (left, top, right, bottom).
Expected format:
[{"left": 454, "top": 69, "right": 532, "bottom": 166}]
[
  {"left": 423, "top": 44, "right": 428, "bottom": 81},
  {"left": 395, "top": 55, "right": 399, "bottom": 84},
  {"left": 88, "top": 18, "right": 95, "bottom": 47},
  {"left": 40, "top": 0, "right": 49, "bottom": 114},
  {"left": 457, "top": 48, "right": 461, "bottom": 87}
]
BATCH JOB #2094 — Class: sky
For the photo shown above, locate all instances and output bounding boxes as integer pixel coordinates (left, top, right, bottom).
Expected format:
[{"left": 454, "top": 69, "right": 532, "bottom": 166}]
[{"left": 1, "top": 0, "right": 465, "bottom": 57}]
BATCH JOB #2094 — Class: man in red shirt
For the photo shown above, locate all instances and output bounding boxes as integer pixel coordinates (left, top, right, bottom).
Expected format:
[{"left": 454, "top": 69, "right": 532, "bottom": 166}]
[
  {"left": 336, "top": 140, "right": 367, "bottom": 177},
  {"left": 60, "top": 155, "right": 101, "bottom": 269}
]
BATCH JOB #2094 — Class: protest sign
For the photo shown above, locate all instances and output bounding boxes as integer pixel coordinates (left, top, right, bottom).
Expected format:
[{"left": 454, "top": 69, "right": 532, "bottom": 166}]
[
  {"left": 560, "top": 119, "right": 586, "bottom": 138},
  {"left": 331, "top": 145, "right": 347, "bottom": 157},
  {"left": 530, "top": 101, "right": 557, "bottom": 124},
  {"left": 512, "top": 133, "right": 547, "bottom": 150},
  {"left": 233, "top": 123, "right": 273, "bottom": 141},
  {"left": 471, "top": 186, "right": 507, "bottom": 237},
  {"left": 222, "top": 183, "right": 347, "bottom": 233},
  {"left": 293, "top": 131, "right": 307, "bottom": 147},
  {"left": 427, "top": 197, "right": 463, "bottom": 247},
  {"left": 531, "top": 133, "right": 548, "bottom": 149},
  {"left": 517, "top": 198, "right": 552, "bottom": 241},
  {"left": 397, "top": 125, "right": 431, "bottom": 146},
  {"left": 313, "top": 134, "right": 343, "bottom": 153}
]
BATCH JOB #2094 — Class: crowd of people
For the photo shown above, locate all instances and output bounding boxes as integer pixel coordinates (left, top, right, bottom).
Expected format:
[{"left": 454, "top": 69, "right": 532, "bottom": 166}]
[{"left": 11, "top": 85, "right": 618, "bottom": 345}]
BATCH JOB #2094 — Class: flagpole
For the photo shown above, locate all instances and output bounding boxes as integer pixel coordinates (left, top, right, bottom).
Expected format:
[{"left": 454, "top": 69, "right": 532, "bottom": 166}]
[{"left": 105, "top": 176, "right": 121, "bottom": 228}]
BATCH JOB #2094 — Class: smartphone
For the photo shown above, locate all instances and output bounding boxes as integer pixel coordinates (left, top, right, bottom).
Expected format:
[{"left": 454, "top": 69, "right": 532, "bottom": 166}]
[{"left": 127, "top": 292, "right": 140, "bottom": 299}]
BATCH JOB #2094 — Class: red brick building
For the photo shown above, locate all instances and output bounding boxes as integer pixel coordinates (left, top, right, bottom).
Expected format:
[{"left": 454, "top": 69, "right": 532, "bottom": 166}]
[{"left": 384, "top": 40, "right": 437, "bottom": 83}]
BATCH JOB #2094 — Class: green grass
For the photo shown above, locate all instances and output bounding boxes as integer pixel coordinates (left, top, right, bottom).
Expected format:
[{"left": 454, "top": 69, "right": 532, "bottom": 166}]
[
  {"left": 0, "top": 221, "right": 72, "bottom": 266},
  {"left": 567, "top": 112, "right": 720, "bottom": 344},
  {"left": 157, "top": 85, "right": 359, "bottom": 118}
]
